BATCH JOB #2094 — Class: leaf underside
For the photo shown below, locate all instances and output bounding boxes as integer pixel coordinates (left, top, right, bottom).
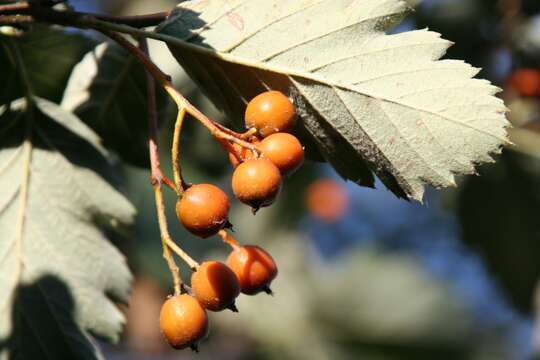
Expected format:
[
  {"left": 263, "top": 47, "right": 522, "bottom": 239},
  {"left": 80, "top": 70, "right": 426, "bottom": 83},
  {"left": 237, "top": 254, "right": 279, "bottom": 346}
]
[
  {"left": 0, "top": 98, "right": 135, "bottom": 360},
  {"left": 158, "top": 0, "right": 510, "bottom": 201}
]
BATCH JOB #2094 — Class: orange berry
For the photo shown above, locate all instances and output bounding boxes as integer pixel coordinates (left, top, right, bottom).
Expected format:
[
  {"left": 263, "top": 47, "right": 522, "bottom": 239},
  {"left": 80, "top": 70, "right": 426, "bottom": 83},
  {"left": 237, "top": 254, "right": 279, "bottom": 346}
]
[
  {"left": 245, "top": 91, "right": 296, "bottom": 137},
  {"left": 231, "top": 158, "right": 282, "bottom": 209},
  {"left": 226, "top": 245, "right": 278, "bottom": 295},
  {"left": 176, "top": 184, "right": 230, "bottom": 238},
  {"left": 259, "top": 133, "right": 304, "bottom": 175},
  {"left": 159, "top": 294, "right": 208, "bottom": 350},
  {"left": 508, "top": 68, "right": 540, "bottom": 97},
  {"left": 306, "top": 179, "right": 349, "bottom": 223},
  {"left": 191, "top": 261, "right": 240, "bottom": 312}
]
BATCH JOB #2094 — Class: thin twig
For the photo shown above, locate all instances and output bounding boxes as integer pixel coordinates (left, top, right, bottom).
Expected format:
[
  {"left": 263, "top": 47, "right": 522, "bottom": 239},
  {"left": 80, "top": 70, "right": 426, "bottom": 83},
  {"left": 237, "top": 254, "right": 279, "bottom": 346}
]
[
  {"left": 92, "top": 30, "right": 260, "bottom": 154},
  {"left": 0, "top": 2, "right": 30, "bottom": 14},
  {"left": 93, "top": 11, "right": 169, "bottom": 28},
  {"left": 104, "top": 32, "right": 176, "bottom": 191},
  {"left": 0, "top": 15, "right": 33, "bottom": 25},
  {"left": 240, "top": 128, "right": 258, "bottom": 140},
  {"left": 218, "top": 230, "right": 241, "bottom": 250},
  {"left": 171, "top": 107, "right": 187, "bottom": 195},
  {"left": 0, "top": 2, "right": 167, "bottom": 28},
  {"left": 140, "top": 37, "right": 182, "bottom": 295},
  {"left": 164, "top": 238, "right": 199, "bottom": 271},
  {"left": 153, "top": 187, "right": 182, "bottom": 295},
  {"left": 217, "top": 137, "right": 243, "bottom": 162}
]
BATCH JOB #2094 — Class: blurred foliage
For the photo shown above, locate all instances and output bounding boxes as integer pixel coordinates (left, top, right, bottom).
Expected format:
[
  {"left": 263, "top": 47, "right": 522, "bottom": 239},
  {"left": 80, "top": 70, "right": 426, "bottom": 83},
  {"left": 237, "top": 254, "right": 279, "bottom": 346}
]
[
  {"left": 458, "top": 150, "right": 540, "bottom": 315},
  {"left": 215, "top": 237, "right": 519, "bottom": 360}
]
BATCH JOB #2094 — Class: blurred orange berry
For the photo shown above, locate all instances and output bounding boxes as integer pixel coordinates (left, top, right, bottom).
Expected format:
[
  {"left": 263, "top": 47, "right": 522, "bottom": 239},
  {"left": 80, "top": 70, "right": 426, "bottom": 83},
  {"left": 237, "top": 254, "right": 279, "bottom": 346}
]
[
  {"left": 507, "top": 68, "right": 540, "bottom": 97},
  {"left": 306, "top": 178, "right": 349, "bottom": 223}
]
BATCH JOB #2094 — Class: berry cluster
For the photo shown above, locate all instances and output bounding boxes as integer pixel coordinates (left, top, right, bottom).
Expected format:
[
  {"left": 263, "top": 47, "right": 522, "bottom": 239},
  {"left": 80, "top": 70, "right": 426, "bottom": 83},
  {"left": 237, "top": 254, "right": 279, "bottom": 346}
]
[{"left": 159, "top": 91, "right": 304, "bottom": 351}]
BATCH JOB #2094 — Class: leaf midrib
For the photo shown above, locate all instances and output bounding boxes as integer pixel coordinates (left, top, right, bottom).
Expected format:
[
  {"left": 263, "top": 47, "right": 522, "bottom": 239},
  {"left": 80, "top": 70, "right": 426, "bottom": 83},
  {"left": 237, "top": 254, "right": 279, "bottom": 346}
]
[
  {"left": 96, "top": 55, "right": 134, "bottom": 124},
  {"left": 158, "top": 29, "right": 507, "bottom": 142}
]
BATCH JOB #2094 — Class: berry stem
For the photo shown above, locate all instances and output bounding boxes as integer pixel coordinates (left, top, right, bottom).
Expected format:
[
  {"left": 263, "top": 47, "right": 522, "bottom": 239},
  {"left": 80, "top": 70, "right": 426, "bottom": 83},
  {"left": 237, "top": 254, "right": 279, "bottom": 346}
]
[
  {"left": 217, "top": 137, "right": 243, "bottom": 161},
  {"left": 161, "top": 176, "right": 177, "bottom": 192},
  {"left": 102, "top": 30, "right": 259, "bottom": 154},
  {"left": 1, "top": 5, "right": 259, "bottom": 157},
  {"left": 154, "top": 187, "right": 183, "bottom": 295},
  {"left": 164, "top": 82, "right": 259, "bottom": 153},
  {"left": 164, "top": 237, "right": 200, "bottom": 271},
  {"left": 218, "top": 230, "right": 241, "bottom": 250},
  {"left": 140, "top": 37, "right": 182, "bottom": 295},
  {"left": 171, "top": 106, "right": 187, "bottom": 196},
  {"left": 240, "top": 128, "right": 259, "bottom": 140}
]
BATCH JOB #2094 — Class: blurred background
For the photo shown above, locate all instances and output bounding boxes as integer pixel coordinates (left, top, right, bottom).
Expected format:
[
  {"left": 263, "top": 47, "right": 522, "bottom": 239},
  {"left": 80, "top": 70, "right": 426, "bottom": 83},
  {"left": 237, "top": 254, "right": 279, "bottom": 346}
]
[{"left": 69, "top": 0, "right": 540, "bottom": 359}]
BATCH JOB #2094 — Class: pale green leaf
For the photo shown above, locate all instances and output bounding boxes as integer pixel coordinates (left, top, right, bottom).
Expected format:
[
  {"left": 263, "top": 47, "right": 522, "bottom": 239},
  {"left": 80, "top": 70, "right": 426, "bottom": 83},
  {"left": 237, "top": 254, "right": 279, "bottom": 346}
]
[
  {"left": 0, "top": 98, "right": 135, "bottom": 360},
  {"left": 158, "top": 0, "right": 509, "bottom": 201}
]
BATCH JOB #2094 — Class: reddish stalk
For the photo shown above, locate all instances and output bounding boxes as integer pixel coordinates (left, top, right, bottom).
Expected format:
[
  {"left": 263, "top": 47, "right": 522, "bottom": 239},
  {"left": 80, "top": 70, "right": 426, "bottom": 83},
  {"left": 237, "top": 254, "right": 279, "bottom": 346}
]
[
  {"left": 219, "top": 230, "right": 241, "bottom": 250},
  {"left": 141, "top": 38, "right": 182, "bottom": 295},
  {"left": 102, "top": 31, "right": 259, "bottom": 154}
]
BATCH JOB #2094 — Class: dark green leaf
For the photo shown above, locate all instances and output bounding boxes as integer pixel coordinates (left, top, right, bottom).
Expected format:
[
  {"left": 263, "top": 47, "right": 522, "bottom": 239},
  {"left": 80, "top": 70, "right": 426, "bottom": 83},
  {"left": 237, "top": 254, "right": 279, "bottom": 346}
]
[
  {"left": 0, "top": 26, "right": 96, "bottom": 105},
  {"left": 457, "top": 150, "right": 540, "bottom": 314},
  {"left": 61, "top": 42, "right": 171, "bottom": 167}
]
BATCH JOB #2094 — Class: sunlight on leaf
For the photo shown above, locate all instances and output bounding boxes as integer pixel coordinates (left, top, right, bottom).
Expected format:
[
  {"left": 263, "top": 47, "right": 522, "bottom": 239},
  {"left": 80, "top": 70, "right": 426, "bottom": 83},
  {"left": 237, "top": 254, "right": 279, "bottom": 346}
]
[{"left": 158, "top": 0, "right": 510, "bottom": 201}]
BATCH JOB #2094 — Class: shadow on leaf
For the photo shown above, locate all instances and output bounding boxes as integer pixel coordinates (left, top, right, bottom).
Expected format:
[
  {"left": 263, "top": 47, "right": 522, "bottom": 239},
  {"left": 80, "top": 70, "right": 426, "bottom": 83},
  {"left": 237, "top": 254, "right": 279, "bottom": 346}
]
[{"left": 0, "top": 274, "right": 102, "bottom": 360}]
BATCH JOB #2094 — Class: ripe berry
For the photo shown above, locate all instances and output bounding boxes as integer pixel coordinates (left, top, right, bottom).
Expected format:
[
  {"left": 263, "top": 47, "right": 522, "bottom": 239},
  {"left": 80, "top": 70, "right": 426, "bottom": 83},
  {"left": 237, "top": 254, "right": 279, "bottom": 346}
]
[
  {"left": 159, "top": 294, "right": 208, "bottom": 350},
  {"left": 176, "top": 184, "right": 230, "bottom": 238},
  {"left": 245, "top": 91, "right": 296, "bottom": 137},
  {"left": 259, "top": 133, "right": 304, "bottom": 175},
  {"left": 227, "top": 245, "right": 278, "bottom": 295},
  {"left": 231, "top": 158, "right": 282, "bottom": 209},
  {"left": 191, "top": 261, "right": 240, "bottom": 312}
]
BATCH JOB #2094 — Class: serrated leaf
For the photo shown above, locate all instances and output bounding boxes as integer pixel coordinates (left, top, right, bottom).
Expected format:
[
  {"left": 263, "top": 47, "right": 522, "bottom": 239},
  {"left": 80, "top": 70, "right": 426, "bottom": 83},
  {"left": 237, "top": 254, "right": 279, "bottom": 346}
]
[
  {"left": 157, "top": 0, "right": 509, "bottom": 201},
  {"left": 61, "top": 42, "right": 170, "bottom": 167},
  {"left": 0, "top": 26, "right": 96, "bottom": 105},
  {"left": 0, "top": 98, "right": 135, "bottom": 360}
]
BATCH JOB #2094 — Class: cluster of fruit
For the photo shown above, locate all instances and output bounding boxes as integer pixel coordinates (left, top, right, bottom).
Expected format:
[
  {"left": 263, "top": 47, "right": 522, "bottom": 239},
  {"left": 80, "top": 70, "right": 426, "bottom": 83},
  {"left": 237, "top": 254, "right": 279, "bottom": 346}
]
[{"left": 159, "top": 91, "right": 305, "bottom": 351}]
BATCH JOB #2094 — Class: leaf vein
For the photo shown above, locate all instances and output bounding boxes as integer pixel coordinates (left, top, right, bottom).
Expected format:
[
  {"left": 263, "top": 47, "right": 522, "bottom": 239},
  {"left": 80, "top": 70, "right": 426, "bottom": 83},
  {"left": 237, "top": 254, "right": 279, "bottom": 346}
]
[{"left": 222, "top": 0, "right": 327, "bottom": 53}]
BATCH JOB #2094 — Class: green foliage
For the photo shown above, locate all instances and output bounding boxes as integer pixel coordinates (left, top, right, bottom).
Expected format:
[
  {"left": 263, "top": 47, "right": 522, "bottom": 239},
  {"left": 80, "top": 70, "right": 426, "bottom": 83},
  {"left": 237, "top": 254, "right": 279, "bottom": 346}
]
[
  {"left": 458, "top": 150, "right": 540, "bottom": 314},
  {"left": 61, "top": 42, "right": 171, "bottom": 167},
  {"left": 0, "top": 27, "right": 95, "bottom": 105},
  {"left": 0, "top": 0, "right": 520, "bottom": 359},
  {"left": 0, "top": 97, "right": 135, "bottom": 360}
]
